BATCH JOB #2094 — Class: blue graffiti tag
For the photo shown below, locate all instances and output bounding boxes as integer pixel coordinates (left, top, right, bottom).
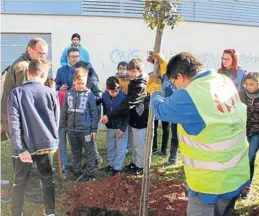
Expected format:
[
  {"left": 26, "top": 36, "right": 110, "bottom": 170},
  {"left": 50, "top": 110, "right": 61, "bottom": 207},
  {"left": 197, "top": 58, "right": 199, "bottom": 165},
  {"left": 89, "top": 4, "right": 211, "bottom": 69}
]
[{"left": 110, "top": 49, "right": 140, "bottom": 63}]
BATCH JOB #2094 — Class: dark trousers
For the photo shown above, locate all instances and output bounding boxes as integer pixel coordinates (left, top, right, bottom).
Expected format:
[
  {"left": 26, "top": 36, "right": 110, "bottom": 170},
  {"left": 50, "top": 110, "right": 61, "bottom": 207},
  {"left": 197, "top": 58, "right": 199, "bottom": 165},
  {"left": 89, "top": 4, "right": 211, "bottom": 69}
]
[
  {"left": 12, "top": 157, "right": 43, "bottom": 203},
  {"left": 67, "top": 131, "right": 96, "bottom": 176},
  {"left": 153, "top": 119, "right": 170, "bottom": 153},
  {"left": 168, "top": 123, "right": 179, "bottom": 162},
  {"left": 12, "top": 155, "right": 55, "bottom": 216}
]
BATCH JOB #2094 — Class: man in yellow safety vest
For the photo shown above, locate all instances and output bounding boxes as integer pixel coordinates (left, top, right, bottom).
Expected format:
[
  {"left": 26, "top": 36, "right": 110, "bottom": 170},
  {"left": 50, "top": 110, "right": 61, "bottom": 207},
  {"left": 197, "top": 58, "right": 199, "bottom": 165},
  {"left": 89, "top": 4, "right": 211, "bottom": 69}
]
[{"left": 147, "top": 52, "right": 250, "bottom": 216}]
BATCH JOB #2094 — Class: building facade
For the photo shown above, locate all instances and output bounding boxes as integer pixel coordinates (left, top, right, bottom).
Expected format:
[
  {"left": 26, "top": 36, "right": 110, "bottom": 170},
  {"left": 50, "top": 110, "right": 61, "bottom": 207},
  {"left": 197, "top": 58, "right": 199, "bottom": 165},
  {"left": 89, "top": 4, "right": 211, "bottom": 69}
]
[{"left": 1, "top": 0, "right": 259, "bottom": 87}]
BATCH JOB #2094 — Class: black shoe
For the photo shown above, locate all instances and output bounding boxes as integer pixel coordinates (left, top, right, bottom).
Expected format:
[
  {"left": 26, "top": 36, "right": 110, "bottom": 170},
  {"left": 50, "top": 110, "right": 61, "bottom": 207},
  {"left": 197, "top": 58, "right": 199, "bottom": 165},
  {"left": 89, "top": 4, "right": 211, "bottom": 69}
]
[
  {"left": 112, "top": 169, "right": 121, "bottom": 176},
  {"left": 134, "top": 167, "right": 143, "bottom": 175},
  {"left": 70, "top": 172, "right": 81, "bottom": 181},
  {"left": 96, "top": 157, "right": 103, "bottom": 168},
  {"left": 125, "top": 162, "right": 136, "bottom": 171},
  {"left": 152, "top": 149, "right": 158, "bottom": 155},
  {"left": 163, "top": 160, "right": 176, "bottom": 167},
  {"left": 106, "top": 165, "right": 114, "bottom": 172},
  {"left": 161, "top": 151, "right": 168, "bottom": 156},
  {"left": 68, "top": 165, "right": 74, "bottom": 172},
  {"left": 76, "top": 174, "right": 96, "bottom": 182}
]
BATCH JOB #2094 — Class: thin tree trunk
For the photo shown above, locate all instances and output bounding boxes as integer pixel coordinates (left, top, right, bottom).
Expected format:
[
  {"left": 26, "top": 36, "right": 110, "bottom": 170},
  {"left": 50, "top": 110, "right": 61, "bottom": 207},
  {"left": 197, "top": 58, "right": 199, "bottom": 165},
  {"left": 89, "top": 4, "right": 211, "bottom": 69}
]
[{"left": 139, "top": 22, "right": 164, "bottom": 216}]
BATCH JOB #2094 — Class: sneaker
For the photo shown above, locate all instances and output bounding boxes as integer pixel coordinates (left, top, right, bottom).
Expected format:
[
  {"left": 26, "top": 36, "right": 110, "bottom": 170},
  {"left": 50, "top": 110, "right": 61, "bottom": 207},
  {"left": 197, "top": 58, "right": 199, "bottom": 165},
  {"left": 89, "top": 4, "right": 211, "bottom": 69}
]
[
  {"left": 70, "top": 172, "right": 81, "bottom": 181},
  {"left": 62, "top": 172, "right": 67, "bottom": 180},
  {"left": 43, "top": 212, "right": 55, "bottom": 216},
  {"left": 163, "top": 160, "right": 176, "bottom": 167},
  {"left": 96, "top": 157, "right": 103, "bottom": 168},
  {"left": 152, "top": 149, "right": 158, "bottom": 155},
  {"left": 241, "top": 185, "right": 251, "bottom": 199},
  {"left": 125, "top": 162, "right": 136, "bottom": 171},
  {"left": 106, "top": 165, "right": 113, "bottom": 172},
  {"left": 68, "top": 165, "right": 74, "bottom": 172},
  {"left": 76, "top": 174, "right": 96, "bottom": 182},
  {"left": 0, "top": 180, "right": 10, "bottom": 186},
  {"left": 1, "top": 195, "right": 12, "bottom": 202},
  {"left": 112, "top": 169, "right": 121, "bottom": 176},
  {"left": 161, "top": 151, "right": 168, "bottom": 156},
  {"left": 134, "top": 167, "right": 143, "bottom": 175}
]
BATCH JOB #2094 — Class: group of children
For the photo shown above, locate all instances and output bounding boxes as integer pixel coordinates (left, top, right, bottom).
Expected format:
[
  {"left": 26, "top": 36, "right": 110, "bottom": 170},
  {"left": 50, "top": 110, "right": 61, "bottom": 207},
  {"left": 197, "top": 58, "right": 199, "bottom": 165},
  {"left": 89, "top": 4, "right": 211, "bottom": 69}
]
[
  {"left": 7, "top": 52, "right": 259, "bottom": 216},
  {"left": 45, "top": 58, "right": 150, "bottom": 180}
]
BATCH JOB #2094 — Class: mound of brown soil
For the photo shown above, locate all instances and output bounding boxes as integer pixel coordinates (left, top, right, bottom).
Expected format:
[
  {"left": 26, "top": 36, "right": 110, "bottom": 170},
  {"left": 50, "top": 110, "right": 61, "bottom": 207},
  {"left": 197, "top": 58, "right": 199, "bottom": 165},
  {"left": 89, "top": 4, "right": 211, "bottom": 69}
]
[{"left": 62, "top": 174, "right": 188, "bottom": 216}]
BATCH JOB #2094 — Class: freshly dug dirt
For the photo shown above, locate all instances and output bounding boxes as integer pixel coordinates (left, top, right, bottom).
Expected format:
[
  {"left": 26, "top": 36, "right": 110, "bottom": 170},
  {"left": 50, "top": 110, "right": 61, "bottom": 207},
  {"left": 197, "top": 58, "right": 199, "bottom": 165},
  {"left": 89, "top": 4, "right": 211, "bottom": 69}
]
[
  {"left": 62, "top": 174, "right": 188, "bottom": 216},
  {"left": 249, "top": 206, "right": 259, "bottom": 216}
]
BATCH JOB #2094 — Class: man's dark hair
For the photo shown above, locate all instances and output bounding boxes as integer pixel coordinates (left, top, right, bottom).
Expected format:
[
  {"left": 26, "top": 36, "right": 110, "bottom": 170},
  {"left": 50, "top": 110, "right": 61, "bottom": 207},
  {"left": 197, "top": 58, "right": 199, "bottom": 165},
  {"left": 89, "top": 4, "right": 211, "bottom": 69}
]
[
  {"left": 117, "top": 61, "right": 128, "bottom": 70},
  {"left": 74, "top": 61, "right": 89, "bottom": 70},
  {"left": 166, "top": 52, "right": 204, "bottom": 79},
  {"left": 67, "top": 48, "right": 79, "bottom": 57},
  {"left": 71, "top": 33, "right": 81, "bottom": 41},
  {"left": 244, "top": 72, "right": 259, "bottom": 83},
  {"left": 106, "top": 76, "right": 120, "bottom": 90},
  {"left": 127, "top": 58, "right": 144, "bottom": 71}
]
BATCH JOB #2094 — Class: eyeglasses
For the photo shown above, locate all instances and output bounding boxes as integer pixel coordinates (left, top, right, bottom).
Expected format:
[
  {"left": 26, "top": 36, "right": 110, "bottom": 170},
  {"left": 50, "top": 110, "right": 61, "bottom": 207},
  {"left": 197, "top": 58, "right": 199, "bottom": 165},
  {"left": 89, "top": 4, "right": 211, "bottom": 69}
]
[
  {"left": 69, "top": 55, "right": 80, "bottom": 59},
  {"left": 221, "top": 57, "right": 232, "bottom": 61},
  {"left": 118, "top": 67, "right": 127, "bottom": 71},
  {"left": 33, "top": 48, "right": 48, "bottom": 57}
]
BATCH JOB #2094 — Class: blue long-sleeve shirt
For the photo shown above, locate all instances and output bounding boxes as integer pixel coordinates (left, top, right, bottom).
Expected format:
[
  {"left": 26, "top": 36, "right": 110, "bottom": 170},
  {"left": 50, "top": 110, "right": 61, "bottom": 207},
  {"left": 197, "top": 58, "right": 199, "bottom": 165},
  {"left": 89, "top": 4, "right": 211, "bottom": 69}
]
[
  {"left": 60, "top": 44, "right": 91, "bottom": 67},
  {"left": 151, "top": 71, "right": 249, "bottom": 204},
  {"left": 55, "top": 65, "right": 75, "bottom": 91}
]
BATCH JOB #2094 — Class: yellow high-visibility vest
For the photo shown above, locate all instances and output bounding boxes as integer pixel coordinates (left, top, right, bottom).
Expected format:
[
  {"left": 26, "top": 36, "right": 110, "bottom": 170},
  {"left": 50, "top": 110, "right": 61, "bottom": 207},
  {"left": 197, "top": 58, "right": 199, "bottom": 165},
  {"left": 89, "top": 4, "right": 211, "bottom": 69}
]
[{"left": 178, "top": 72, "right": 250, "bottom": 194}]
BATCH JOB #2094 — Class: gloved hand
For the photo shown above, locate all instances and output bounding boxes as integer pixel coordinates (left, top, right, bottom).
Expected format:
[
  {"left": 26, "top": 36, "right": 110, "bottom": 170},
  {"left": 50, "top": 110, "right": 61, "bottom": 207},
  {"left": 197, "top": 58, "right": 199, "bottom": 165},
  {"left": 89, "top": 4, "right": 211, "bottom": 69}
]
[
  {"left": 153, "top": 52, "right": 168, "bottom": 77},
  {"left": 147, "top": 75, "right": 162, "bottom": 95}
]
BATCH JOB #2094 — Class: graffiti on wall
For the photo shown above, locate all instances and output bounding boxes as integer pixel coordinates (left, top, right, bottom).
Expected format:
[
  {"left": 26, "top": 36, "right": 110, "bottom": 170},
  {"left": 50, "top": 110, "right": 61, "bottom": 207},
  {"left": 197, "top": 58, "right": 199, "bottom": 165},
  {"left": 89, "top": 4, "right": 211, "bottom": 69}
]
[
  {"left": 100, "top": 48, "right": 259, "bottom": 85},
  {"left": 108, "top": 48, "right": 259, "bottom": 68}
]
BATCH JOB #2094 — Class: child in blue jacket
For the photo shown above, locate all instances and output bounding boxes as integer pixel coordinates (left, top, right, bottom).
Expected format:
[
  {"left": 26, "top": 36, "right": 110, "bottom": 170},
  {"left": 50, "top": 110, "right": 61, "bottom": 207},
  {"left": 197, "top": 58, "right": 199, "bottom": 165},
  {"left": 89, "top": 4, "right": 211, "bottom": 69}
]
[
  {"left": 60, "top": 69, "right": 98, "bottom": 181},
  {"left": 101, "top": 76, "right": 129, "bottom": 175}
]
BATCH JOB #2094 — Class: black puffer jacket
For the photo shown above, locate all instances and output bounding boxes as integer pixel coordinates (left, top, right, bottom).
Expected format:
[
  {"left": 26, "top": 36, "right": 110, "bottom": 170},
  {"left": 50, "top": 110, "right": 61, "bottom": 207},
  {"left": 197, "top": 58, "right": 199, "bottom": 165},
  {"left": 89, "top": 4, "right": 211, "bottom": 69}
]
[{"left": 240, "top": 90, "right": 259, "bottom": 136}]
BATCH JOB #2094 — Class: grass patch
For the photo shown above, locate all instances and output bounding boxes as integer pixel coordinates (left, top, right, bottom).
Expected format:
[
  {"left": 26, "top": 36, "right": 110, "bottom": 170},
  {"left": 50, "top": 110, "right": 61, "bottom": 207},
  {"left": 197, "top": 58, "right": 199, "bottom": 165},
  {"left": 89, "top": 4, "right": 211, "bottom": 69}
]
[{"left": 1, "top": 129, "right": 258, "bottom": 215}]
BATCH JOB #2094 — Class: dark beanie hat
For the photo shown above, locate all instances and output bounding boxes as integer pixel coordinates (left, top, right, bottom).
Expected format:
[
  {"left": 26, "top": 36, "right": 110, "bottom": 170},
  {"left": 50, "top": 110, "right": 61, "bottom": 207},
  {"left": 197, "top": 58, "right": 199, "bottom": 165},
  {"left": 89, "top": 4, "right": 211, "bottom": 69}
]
[{"left": 71, "top": 33, "right": 81, "bottom": 41}]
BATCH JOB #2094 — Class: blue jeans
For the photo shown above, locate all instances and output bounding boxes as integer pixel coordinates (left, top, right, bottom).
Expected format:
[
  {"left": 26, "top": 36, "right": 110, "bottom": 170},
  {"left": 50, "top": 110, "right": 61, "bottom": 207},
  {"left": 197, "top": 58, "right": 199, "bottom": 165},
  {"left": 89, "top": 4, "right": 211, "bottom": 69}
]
[
  {"left": 59, "top": 126, "right": 68, "bottom": 174},
  {"left": 106, "top": 128, "right": 128, "bottom": 171},
  {"left": 187, "top": 193, "right": 238, "bottom": 216},
  {"left": 248, "top": 135, "right": 259, "bottom": 182}
]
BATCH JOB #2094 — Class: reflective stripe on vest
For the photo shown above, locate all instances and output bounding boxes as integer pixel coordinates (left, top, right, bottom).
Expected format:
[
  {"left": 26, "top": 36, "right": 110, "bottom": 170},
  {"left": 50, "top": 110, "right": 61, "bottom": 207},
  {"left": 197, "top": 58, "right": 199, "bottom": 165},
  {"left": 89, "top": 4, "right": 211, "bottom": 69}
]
[
  {"left": 178, "top": 132, "right": 246, "bottom": 152},
  {"left": 68, "top": 108, "right": 84, "bottom": 113},
  {"left": 181, "top": 148, "right": 247, "bottom": 171}
]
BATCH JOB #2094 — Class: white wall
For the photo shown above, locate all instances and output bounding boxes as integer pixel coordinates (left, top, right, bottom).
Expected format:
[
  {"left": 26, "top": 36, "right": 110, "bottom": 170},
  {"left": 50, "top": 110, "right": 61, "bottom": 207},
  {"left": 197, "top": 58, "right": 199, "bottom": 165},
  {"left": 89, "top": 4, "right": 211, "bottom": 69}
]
[{"left": 2, "top": 14, "right": 259, "bottom": 88}]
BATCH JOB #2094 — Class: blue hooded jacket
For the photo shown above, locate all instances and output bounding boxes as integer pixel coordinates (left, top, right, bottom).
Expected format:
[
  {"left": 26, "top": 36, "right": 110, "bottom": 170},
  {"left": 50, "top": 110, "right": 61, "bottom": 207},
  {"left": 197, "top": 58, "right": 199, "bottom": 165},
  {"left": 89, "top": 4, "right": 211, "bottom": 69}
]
[
  {"left": 60, "top": 44, "right": 91, "bottom": 67},
  {"left": 60, "top": 88, "right": 98, "bottom": 133},
  {"left": 102, "top": 90, "right": 129, "bottom": 132}
]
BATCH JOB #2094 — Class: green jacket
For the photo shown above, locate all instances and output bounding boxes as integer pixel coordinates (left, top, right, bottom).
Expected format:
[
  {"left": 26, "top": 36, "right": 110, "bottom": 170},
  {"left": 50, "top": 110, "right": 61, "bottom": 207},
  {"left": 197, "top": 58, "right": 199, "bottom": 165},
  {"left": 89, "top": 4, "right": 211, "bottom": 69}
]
[{"left": 1, "top": 53, "right": 31, "bottom": 134}]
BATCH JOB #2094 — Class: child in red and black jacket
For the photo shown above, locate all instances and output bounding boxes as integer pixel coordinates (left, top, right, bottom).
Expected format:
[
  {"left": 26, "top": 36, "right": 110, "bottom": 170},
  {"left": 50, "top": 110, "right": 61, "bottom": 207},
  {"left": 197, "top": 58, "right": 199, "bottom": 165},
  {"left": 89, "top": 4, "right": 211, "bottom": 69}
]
[{"left": 240, "top": 72, "right": 259, "bottom": 198}]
